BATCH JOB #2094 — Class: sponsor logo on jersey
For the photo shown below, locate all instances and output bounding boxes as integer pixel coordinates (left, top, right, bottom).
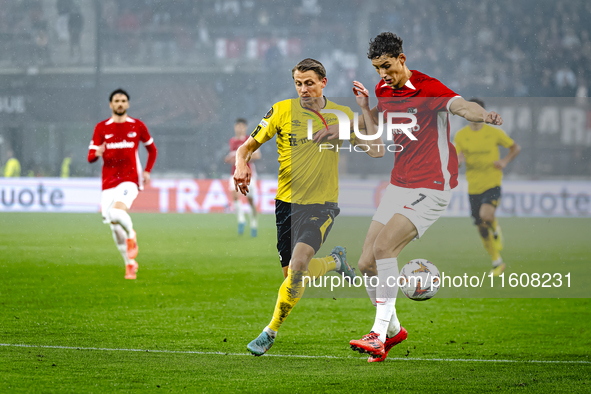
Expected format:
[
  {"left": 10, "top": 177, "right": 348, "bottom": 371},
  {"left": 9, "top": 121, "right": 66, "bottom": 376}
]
[
  {"left": 407, "top": 108, "right": 417, "bottom": 114},
  {"left": 105, "top": 134, "right": 114, "bottom": 139},
  {"left": 127, "top": 132, "right": 137, "bottom": 138},
  {"left": 259, "top": 119, "right": 268, "bottom": 128},
  {"left": 106, "top": 140, "right": 135, "bottom": 149}
]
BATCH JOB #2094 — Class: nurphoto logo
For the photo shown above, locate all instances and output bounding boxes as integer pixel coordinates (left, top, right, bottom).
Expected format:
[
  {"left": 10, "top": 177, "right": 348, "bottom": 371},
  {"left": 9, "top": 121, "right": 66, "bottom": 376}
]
[{"left": 307, "top": 109, "right": 419, "bottom": 153}]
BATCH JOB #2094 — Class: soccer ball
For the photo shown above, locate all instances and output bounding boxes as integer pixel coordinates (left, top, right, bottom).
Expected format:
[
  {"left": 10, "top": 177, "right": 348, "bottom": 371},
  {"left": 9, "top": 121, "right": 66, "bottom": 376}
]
[{"left": 399, "top": 259, "right": 441, "bottom": 301}]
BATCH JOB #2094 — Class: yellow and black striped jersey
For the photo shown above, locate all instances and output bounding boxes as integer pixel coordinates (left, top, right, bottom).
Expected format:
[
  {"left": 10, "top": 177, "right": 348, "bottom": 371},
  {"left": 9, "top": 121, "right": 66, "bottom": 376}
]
[{"left": 251, "top": 98, "right": 355, "bottom": 205}]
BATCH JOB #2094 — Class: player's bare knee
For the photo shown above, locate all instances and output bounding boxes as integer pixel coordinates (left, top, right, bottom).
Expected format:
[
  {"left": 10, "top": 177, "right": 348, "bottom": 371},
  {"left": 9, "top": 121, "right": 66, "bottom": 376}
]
[
  {"left": 373, "top": 238, "right": 397, "bottom": 261},
  {"left": 289, "top": 255, "right": 308, "bottom": 272},
  {"left": 480, "top": 213, "right": 494, "bottom": 224}
]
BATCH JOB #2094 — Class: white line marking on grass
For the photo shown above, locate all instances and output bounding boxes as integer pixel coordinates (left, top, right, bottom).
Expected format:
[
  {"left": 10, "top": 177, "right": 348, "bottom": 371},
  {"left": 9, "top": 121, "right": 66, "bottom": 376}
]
[{"left": 1, "top": 343, "right": 590, "bottom": 364}]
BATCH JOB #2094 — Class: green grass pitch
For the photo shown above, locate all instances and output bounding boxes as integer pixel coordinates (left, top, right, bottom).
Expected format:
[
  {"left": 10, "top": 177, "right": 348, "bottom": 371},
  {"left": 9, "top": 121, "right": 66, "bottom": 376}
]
[{"left": 0, "top": 212, "right": 590, "bottom": 392}]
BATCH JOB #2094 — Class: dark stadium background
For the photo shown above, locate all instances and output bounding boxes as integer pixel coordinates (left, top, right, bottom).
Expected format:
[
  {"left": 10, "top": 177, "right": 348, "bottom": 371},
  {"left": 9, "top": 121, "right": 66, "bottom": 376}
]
[{"left": 0, "top": 0, "right": 589, "bottom": 180}]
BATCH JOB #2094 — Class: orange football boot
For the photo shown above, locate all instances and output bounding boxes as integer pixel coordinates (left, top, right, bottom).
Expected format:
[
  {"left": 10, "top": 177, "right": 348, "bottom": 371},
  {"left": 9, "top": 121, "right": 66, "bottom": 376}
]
[
  {"left": 126, "top": 231, "right": 138, "bottom": 260},
  {"left": 125, "top": 260, "right": 138, "bottom": 280}
]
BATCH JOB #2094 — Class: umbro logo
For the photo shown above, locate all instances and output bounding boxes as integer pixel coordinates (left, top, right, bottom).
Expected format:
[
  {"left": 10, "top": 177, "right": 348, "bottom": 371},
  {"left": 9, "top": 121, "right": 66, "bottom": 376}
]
[
  {"left": 127, "top": 132, "right": 137, "bottom": 138},
  {"left": 105, "top": 134, "right": 114, "bottom": 139}
]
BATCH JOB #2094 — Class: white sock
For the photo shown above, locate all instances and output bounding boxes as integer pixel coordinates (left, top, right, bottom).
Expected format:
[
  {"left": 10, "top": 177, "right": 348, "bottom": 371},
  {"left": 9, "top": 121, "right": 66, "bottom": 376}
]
[
  {"left": 110, "top": 224, "right": 131, "bottom": 266},
  {"left": 234, "top": 200, "right": 245, "bottom": 223},
  {"left": 365, "top": 276, "right": 377, "bottom": 307},
  {"left": 263, "top": 326, "right": 277, "bottom": 339},
  {"left": 248, "top": 199, "right": 257, "bottom": 228},
  {"left": 109, "top": 208, "right": 134, "bottom": 238},
  {"left": 371, "top": 257, "right": 399, "bottom": 342},
  {"left": 493, "top": 257, "right": 503, "bottom": 267},
  {"left": 386, "top": 314, "right": 401, "bottom": 338}
]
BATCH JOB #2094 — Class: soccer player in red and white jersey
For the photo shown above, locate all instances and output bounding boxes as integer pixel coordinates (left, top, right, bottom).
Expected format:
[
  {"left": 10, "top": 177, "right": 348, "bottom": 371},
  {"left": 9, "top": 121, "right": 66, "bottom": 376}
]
[
  {"left": 224, "top": 118, "right": 260, "bottom": 237},
  {"left": 87, "top": 89, "right": 157, "bottom": 280},
  {"left": 349, "top": 32, "right": 503, "bottom": 362}
]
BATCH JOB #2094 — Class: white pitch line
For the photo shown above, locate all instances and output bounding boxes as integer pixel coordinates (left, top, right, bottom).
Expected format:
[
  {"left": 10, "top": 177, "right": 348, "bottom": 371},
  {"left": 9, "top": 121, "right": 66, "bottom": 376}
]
[{"left": 1, "top": 343, "right": 590, "bottom": 365}]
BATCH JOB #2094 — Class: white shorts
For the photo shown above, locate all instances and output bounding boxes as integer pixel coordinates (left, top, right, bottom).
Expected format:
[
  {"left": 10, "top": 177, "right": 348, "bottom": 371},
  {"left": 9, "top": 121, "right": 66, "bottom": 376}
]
[
  {"left": 101, "top": 182, "right": 139, "bottom": 223},
  {"left": 372, "top": 184, "right": 451, "bottom": 239}
]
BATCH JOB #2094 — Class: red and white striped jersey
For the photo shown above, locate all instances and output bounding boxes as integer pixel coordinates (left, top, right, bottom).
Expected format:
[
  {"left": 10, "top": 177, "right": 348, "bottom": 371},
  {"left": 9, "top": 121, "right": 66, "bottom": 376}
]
[
  {"left": 375, "top": 70, "right": 461, "bottom": 191},
  {"left": 88, "top": 116, "right": 157, "bottom": 191}
]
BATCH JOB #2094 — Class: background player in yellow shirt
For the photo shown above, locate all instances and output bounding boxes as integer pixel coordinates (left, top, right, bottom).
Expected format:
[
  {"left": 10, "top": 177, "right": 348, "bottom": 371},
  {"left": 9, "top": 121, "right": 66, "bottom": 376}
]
[
  {"left": 234, "top": 58, "right": 384, "bottom": 356},
  {"left": 454, "top": 98, "right": 521, "bottom": 275},
  {"left": 3, "top": 150, "right": 21, "bottom": 177}
]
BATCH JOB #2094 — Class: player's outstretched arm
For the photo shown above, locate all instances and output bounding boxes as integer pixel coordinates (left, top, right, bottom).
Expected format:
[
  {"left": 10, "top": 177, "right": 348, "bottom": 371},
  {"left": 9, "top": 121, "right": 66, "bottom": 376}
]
[
  {"left": 234, "top": 137, "right": 262, "bottom": 196},
  {"left": 352, "top": 81, "right": 384, "bottom": 158},
  {"left": 450, "top": 98, "right": 503, "bottom": 125},
  {"left": 494, "top": 143, "right": 521, "bottom": 170},
  {"left": 142, "top": 141, "right": 157, "bottom": 187}
]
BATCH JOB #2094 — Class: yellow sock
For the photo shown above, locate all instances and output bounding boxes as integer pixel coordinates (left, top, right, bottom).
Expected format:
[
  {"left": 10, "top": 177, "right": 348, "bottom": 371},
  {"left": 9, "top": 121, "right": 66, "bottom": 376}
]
[
  {"left": 479, "top": 230, "right": 501, "bottom": 261},
  {"left": 305, "top": 256, "right": 336, "bottom": 284},
  {"left": 491, "top": 219, "right": 503, "bottom": 251},
  {"left": 491, "top": 219, "right": 498, "bottom": 232},
  {"left": 268, "top": 269, "right": 307, "bottom": 332}
]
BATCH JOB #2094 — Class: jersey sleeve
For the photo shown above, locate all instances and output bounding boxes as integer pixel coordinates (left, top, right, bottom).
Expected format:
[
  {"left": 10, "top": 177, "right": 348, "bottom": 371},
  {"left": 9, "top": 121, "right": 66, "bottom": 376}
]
[
  {"left": 139, "top": 120, "right": 154, "bottom": 146},
  {"left": 87, "top": 123, "right": 104, "bottom": 163},
  {"left": 424, "top": 77, "right": 461, "bottom": 112},
  {"left": 496, "top": 128, "right": 515, "bottom": 148},
  {"left": 251, "top": 103, "right": 281, "bottom": 145},
  {"left": 138, "top": 121, "right": 157, "bottom": 172}
]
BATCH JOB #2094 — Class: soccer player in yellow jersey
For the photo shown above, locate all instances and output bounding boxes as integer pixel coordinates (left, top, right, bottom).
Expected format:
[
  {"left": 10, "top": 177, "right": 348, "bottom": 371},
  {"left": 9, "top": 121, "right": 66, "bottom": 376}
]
[
  {"left": 3, "top": 150, "right": 21, "bottom": 177},
  {"left": 234, "top": 58, "right": 384, "bottom": 356},
  {"left": 454, "top": 98, "right": 521, "bottom": 276}
]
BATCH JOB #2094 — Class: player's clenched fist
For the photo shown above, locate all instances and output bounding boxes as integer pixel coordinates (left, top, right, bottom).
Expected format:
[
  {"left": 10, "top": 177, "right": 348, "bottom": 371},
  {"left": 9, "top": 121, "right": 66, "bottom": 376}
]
[{"left": 485, "top": 111, "right": 503, "bottom": 126}]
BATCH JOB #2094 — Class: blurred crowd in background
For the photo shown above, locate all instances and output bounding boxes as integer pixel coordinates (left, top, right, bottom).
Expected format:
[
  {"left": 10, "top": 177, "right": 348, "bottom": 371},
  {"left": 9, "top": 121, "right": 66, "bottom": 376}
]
[{"left": 0, "top": 0, "right": 590, "bottom": 179}]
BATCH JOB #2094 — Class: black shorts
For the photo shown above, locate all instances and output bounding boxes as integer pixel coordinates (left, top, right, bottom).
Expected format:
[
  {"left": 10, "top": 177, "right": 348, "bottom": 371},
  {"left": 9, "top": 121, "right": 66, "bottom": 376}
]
[
  {"left": 275, "top": 200, "right": 340, "bottom": 268},
  {"left": 469, "top": 186, "right": 501, "bottom": 225}
]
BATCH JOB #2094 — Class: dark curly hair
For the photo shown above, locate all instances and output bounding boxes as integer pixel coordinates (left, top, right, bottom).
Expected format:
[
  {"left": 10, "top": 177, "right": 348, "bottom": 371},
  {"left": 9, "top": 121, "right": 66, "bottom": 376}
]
[
  {"left": 367, "top": 32, "right": 404, "bottom": 59},
  {"left": 109, "top": 88, "right": 129, "bottom": 102}
]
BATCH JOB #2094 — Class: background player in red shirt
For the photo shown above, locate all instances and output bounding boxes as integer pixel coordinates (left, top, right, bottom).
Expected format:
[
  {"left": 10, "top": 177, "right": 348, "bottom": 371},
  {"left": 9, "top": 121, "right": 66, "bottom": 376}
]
[
  {"left": 224, "top": 118, "right": 260, "bottom": 237},
  {"left": 88, "top": 89, "right": 158, "bottom": 279},
  {"left": 349, "top": 32, "right": 503, "bottom": 362}
]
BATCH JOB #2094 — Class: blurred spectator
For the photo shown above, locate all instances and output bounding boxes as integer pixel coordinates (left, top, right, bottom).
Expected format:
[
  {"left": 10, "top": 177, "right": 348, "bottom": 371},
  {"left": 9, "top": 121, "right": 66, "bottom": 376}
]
[
  {"left": 61, "top": 153, "right": 72, "bottom": 178},
  {"left": 68, "top": 6, "right": 84, "bottom": 63},
  {"left": 3, "top": 150, "right": 21, "bottom": 177},
  {"left": 555, "top": 66, "right": 577, "bottom": 96}
]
